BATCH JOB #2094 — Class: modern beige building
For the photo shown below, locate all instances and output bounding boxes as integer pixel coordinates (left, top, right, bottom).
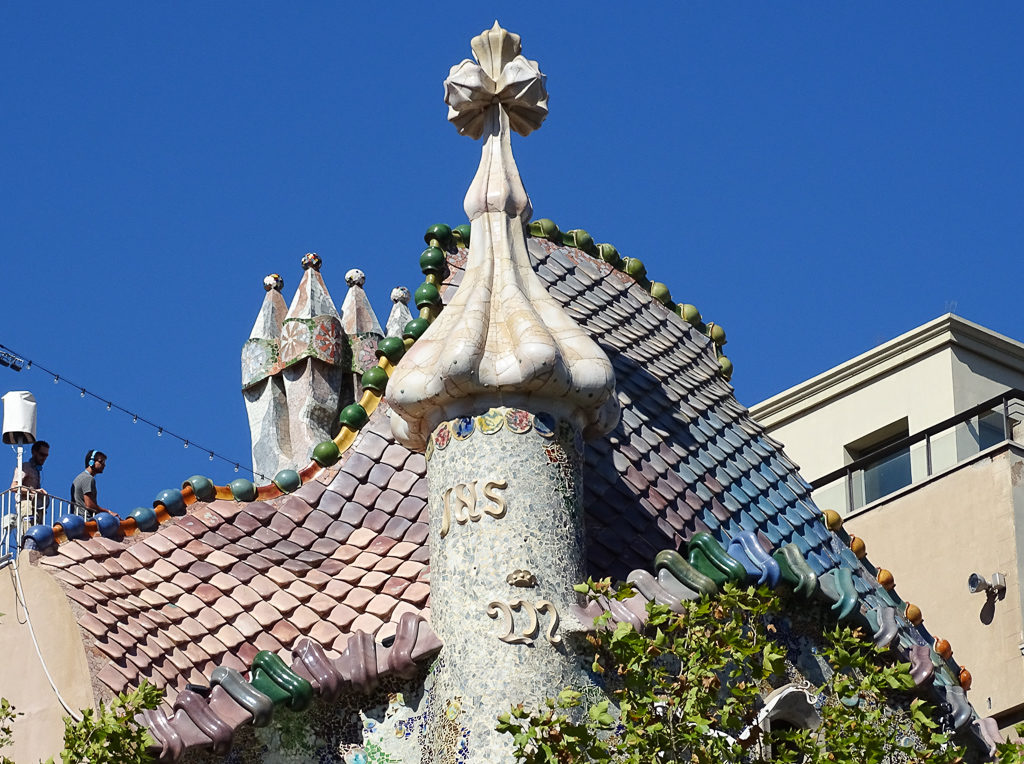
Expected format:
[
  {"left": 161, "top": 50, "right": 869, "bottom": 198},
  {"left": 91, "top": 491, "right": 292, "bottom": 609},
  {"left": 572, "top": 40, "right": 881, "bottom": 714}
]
[{"left": 751, "top": 314, "right": 1024, "bottom": 729}]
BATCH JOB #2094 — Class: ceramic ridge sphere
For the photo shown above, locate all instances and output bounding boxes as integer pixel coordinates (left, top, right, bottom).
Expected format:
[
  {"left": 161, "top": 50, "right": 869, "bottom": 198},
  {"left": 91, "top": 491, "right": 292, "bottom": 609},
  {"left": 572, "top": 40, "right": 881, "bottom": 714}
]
[
  {"left": 424, "top": 223, "right": 452, "bottom": 246},
  {"left": 229, "top": 478, "right": 257, "bottom": 502},
  {"left": 184, "top": 475, "right": 217, "bottom": 503},
  {"left": 403, "top": 317, "right": 430, "bottom": 340},
  {"left": 130, "top": 506, "right": 158, "bottom": 532},
  {"left": 361, "top": 366, "right": 389, "bottom": 393},
  {"left": 312, "top": 440, "right": 341, "bottom": 467},
  {"left": 273, "top": 469, "right": 301, "bottom": 494}
]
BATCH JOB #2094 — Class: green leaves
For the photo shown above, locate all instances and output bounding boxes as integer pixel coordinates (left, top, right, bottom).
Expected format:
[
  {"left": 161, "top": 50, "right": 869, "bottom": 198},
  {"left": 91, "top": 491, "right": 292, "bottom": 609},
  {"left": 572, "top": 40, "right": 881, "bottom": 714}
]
[
  {"left": 45, "top": 681, "right": 163, "bottom": 764},
  {"left": 496, "top": 583, "right": 1024, "bottom": 764}
]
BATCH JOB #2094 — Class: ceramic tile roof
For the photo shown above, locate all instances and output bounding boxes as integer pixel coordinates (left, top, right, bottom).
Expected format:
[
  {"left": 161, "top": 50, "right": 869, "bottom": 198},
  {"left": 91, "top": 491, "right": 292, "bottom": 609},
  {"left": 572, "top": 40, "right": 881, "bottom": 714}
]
[
  {"left": 41, "top": 408, "right": 432, "bottom": 711},
  {"left": 34, "top": 233, "right": 996, "bottom": 758}
]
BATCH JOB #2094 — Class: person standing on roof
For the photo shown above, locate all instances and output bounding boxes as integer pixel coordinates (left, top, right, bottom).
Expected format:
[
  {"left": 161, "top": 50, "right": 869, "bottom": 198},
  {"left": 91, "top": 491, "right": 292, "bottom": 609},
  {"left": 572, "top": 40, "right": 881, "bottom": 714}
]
[
  {"left": 10, "top": 440, "right": 49, "bottom": 523},
  {"left": 71, "top": 450, "right": 112, "bottom": 516}
]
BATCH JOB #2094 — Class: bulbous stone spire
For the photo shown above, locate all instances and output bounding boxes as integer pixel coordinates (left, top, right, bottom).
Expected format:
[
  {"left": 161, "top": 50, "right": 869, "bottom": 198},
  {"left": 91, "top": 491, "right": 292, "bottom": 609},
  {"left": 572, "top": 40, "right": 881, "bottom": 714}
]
[
  {"left": 385, "top": 286, "right": 413, "bottom": 338},
  {"left": 242, "top": 274, "right": 291, "bottom": 479},
  {"left": 387, "top": 22, "right": 618, "bottom": 451}
]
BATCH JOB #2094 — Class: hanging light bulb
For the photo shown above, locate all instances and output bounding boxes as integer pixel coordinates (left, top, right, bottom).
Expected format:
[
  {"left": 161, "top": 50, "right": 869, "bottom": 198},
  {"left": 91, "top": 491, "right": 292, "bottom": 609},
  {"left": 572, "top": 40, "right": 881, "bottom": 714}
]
[
  {"left": 106, "top": 402, "right": 112, "bottom": 411},
  {"left": 25, "top": 361, "right": 31, "bottom": 370},
  {"left": 183, "top": 440, "right": 189, "bottom": 449},
  {"left": 209, "top": 452, "right": 214, "bottom": 461},
  {"left": 234, "top": 464, "right": 239, "bottom": 472},
  {"left": 157, "top": 427, "right": 163, "bottom": 437},
  {"left": 53, "top": 375, "right": 59, "bottom": 384},
  {"left": 80, "top": 389, "right": 85, "bottom": 398},
  {"left": 132, "top": 415, "right": 138, "bottom": 423}
]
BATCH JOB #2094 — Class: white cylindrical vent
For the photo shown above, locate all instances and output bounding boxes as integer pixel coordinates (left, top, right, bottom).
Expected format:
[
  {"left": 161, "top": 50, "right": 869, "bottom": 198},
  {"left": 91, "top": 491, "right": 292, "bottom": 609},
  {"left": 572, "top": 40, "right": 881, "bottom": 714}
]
[{"left": 2, "top": 391, "right": 37, "bottom": 445}]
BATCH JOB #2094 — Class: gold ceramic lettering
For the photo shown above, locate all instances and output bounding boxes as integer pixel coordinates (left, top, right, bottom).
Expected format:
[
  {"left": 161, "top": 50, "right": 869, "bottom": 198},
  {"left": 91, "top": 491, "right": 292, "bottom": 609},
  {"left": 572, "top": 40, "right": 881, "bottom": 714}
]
[
  {"left": 459, "top": 481, "right": 481, "bottom": 522},
  {"left": 439, "top": 478, "right": 508, "bottom": 536},
  {"left": 482, "top": 479, "right": 508, "bottom": 518},
  {"left": 536, "top": 600, "right": 561, "bottom": 644},
  {"left": 488, "top": 599, "right": 561, "bottom": 645},
  {"left": 440, "top": 487, "right": 453, "bottom": 538},
  {"left": 511, "top": 599, "right": 539, "bottom": 640},
  {"left": 487, "top": 601, "right": 530, "bottom": 644}
]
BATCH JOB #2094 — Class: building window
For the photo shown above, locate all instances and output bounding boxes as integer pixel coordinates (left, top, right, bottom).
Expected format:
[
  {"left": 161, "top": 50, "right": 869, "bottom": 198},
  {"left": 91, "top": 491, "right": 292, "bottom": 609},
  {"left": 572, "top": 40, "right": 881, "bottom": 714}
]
[{"left": 846, "top": 419, "right": 911, "bottom": 508}]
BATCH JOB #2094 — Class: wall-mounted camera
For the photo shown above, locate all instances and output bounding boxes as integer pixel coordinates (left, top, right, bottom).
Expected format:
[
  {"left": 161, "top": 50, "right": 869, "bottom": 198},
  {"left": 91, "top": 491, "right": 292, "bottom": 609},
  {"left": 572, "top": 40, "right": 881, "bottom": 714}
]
[{"left": 968, "top": 572, "right": 1007, "bottom": 597}]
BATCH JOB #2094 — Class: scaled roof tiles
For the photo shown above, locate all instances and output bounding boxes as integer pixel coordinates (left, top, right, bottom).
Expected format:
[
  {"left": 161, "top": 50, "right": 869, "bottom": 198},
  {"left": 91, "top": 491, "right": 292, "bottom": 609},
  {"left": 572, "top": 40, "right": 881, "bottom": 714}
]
[{"left": 35, "top": 233, "right": 984, "bottom": 754}]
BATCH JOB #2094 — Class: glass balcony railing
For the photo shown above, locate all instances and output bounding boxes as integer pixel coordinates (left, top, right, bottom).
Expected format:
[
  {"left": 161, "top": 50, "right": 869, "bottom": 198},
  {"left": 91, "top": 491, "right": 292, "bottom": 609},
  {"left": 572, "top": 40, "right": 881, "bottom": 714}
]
[{"left": 811, "top": 390, "right": 1024, "bottom": 516}]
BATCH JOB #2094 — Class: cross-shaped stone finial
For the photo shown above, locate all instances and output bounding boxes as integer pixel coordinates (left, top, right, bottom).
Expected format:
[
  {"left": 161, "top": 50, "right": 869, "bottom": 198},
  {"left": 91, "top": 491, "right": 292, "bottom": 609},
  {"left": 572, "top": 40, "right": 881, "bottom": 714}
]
[
  {"left": 444, "top": 21, "right": 548, "bottom": 140},
  {"left": 387, "top": 24, "right": 618, "bottom": 451},
  {"left": 444, "top": 21, "right": 547, "bottom": 221}
]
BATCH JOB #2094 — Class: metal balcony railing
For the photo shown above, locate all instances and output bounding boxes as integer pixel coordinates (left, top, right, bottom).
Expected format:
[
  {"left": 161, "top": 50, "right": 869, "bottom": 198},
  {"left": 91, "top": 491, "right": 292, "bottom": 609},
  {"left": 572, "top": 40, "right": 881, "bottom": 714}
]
[
  {"left": 811, "top": 389, "right": 1024, "bottom": 517},
  {"left": 0, "top": 488, "right": 89, "bottom": 560}
]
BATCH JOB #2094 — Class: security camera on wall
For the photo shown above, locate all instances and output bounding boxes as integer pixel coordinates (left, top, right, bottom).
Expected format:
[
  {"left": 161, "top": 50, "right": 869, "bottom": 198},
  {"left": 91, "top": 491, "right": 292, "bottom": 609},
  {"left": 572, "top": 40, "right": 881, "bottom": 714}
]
[
  {"left": 968, "top": 573, "right": 989, "bottom": 594},
  {"left": 969, "top": 572, "right": 1008, "bottom": 596}
]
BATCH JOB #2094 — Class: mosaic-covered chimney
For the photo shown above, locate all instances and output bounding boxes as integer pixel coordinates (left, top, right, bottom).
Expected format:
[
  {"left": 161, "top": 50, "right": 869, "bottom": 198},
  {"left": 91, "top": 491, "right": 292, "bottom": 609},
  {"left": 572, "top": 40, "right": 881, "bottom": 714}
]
[
  {"left": 339, "top": 268, "right": 384, "bottom": 397},
  {"left": 241, "top": 273, "right": 292, "bottom": 479},
  {"left": 385, "top": 286, "right": 413, "bottom": 338},
  {"left": 281, "top": 253, "right": 347, "bottom": 466},
  {"left": 388, "top": 22, "right": 619, "bottom": 763}
]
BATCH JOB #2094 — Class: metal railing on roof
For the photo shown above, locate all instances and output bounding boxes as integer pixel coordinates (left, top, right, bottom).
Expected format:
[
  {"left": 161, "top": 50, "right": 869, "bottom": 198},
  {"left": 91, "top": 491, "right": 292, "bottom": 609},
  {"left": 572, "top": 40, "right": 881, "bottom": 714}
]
[
  {"left": 811, "top": 389, "right": 1024, "bottom": 516},
  {"left": 0, "top": 489, "right": 88, "bottom": 560}
]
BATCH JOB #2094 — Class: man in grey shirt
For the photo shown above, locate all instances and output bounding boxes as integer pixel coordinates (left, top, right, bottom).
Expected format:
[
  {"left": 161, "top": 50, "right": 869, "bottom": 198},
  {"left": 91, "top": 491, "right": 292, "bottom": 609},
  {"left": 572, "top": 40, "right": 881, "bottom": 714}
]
[{"left": 71, "top": 450, "right": 110, "bottom": 516}]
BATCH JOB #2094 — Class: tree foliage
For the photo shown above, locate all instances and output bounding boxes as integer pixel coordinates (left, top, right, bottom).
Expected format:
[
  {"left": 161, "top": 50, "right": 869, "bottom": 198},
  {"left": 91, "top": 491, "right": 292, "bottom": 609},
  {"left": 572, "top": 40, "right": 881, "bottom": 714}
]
[
  {"left": 498, "top": 581, "right": 1024, "bottom": 764},
  {"left": 0, "top": 681, "right": 161, "bottom": 764}
]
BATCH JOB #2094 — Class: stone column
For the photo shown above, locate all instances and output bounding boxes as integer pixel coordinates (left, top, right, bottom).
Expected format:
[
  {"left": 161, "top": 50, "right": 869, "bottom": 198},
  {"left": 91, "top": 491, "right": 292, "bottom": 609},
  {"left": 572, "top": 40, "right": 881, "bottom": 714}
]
[
  {"left": 421, "top": 407, "right": 592, "bottom": 761},
  {"left": 387, "top": 23, "right": 619, "bottom": 763}
]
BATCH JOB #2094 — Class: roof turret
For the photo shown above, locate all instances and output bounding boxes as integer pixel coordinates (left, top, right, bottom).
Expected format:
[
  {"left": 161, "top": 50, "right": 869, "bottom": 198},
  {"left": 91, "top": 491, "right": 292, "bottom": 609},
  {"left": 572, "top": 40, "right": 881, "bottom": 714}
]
[
  {"left": 387, "top": 22, "right": 619, "bottom": 450},
  {"left": 385, "top": 287, "right": 413, "bottom": 338}
]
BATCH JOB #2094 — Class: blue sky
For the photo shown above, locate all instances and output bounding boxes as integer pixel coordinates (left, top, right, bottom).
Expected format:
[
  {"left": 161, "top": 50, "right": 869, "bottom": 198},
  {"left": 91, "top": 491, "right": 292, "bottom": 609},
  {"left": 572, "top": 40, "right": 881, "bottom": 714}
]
[{"left": 2, "top": 4, "right": 1022, "bottom": 515}]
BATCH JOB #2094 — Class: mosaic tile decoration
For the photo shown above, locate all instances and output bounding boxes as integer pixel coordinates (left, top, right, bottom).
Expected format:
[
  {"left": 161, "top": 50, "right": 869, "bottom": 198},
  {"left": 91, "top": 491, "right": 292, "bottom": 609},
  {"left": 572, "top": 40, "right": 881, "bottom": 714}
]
[{"left": 34, "top": 233, "right": 998, "bottom": 760}]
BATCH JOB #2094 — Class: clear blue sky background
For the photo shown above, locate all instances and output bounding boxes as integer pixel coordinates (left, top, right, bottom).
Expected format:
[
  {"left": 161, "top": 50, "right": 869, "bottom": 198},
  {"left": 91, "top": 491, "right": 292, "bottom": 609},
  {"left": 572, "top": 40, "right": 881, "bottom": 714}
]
[{"left": 2, "top": 4, "right": 1021, "bottom": 515}]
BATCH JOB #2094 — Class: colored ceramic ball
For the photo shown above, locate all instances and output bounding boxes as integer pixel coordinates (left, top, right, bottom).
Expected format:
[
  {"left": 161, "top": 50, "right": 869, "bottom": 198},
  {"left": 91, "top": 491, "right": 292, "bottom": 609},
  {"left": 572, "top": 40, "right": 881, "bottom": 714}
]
[
  {"left": 95, "top": 512, "right": 121, "bottom": 538},
  {"left": 59, "top": 514, "right": 87, "bottom": 540},
  {"left": 184, "top": 475, "right": 217, "bottom": 503},
  {"left": 597, "top": 243, "right": 622, "bottom": 266},
  {"left": 376, "top": 336, "right": 406, "bottom": 363},
  {"left": 709, "top": 323, "right": 727, "bottom": 345},
  {"left": 419, "top": 247, "right": 447, "bottom": 275},
  {"left": 565, "top": 229, "right": 595, "bottom": 254},
  {"left": 424, "top": 223, "right": 452, "bottom": 246},
  {"left": 718, "top": 356, "right": 733, "bottom": 380},
  {"left": 413, "top": 282, "right": 441, "bottom": 309},
  {"left": 623, "top": 257, "right": 647, "bottom": 280},
  {"left": 339, "top": 403, "right": 369, "bottom": 429},
  {"left": 263, "top": 273, "right": 284, "bottom": 292},
  {"left": 272, "top": 469, "right": 302, "bottom": 494},
  {"left": 229, "top": 478, "right": 257, "bottom": 502},
  {"left": 402, "top": 317, "right": 430, "bottom": 340},
  {"left": 301, "top": 252, "right": 322, "bottom": 271},
  {"left": 311, "top": 440, "right": 341, "bottom": 468},
  {"left": 22, "top": 524, "right": 55, "bottom": 550},
  {"left": 530, "top": 218, "right": 559, "bottom": 240},
  {"left": 361, "top": 366, "right": 389, "bottom": 393},
  {"left": 154, "top": 488, "right": 186, "bottom": 516},
  {"left": 130, "top": 506, "right": 159, "bottom": 532},
  {"left": 678, "top": 304, "right": 702, "bottom": 324},
  {"left": 650, "top": 282, "right": 672, "bottom": 305}
]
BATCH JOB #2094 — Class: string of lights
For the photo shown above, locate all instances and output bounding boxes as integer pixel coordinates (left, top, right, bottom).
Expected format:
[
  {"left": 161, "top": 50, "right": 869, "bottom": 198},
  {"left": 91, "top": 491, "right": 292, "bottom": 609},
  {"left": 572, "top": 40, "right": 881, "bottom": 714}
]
[{"left": 0, "top": 342, "right": 265, "bottom": 480}]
